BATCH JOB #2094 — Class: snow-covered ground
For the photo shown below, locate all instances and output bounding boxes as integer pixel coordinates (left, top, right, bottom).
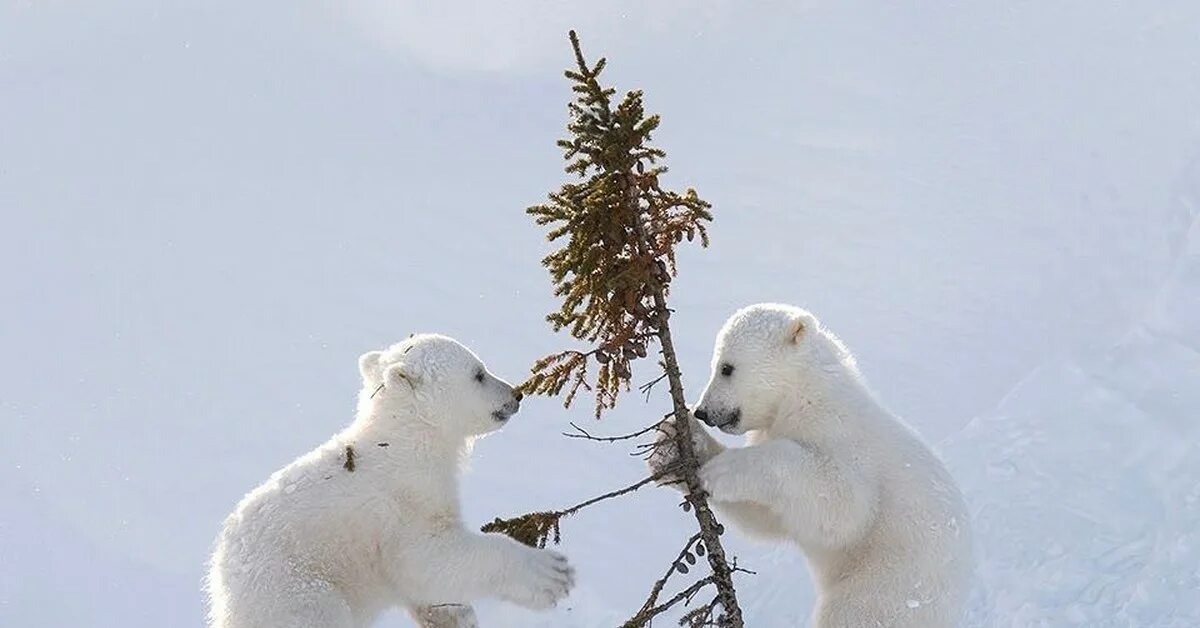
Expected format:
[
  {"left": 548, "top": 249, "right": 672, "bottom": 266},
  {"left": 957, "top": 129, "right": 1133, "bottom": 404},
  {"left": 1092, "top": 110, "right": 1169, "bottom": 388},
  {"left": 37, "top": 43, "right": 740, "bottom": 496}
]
[{"left": 2, "top": 2, "right": 1198, "bottom": 626}]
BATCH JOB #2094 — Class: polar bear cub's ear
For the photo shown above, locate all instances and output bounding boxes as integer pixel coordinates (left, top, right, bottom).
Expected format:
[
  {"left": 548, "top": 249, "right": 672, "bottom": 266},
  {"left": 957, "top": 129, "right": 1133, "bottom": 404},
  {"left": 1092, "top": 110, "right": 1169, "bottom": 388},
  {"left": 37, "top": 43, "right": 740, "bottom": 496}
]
[
  {"left": 382, "top": 361, "right": 422, "bottom": 389},
  {"left": 359, "top": 350, "right": 386, "bottom": 385}
]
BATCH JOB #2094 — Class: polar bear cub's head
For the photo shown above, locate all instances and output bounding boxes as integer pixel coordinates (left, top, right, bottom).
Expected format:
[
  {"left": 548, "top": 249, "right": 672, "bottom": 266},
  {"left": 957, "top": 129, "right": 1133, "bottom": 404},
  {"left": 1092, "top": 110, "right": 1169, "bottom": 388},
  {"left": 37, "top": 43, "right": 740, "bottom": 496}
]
[
  {"left": 358, "top": 334, "right": 522, "bottom": 438},
  {"left": 693, "top": 303, "right": 856, "bottom": 435}
]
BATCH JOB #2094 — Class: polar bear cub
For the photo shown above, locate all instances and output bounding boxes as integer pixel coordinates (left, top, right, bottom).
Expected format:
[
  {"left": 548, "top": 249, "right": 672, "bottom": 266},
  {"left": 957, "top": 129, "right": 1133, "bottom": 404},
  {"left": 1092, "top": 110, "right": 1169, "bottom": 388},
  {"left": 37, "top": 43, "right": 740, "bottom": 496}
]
[
  {"left": 206, "top": 334, "right": 574, "bottom": 628},
  {"left": 652, "top": 304, "right": 971, "bottom": 628}
]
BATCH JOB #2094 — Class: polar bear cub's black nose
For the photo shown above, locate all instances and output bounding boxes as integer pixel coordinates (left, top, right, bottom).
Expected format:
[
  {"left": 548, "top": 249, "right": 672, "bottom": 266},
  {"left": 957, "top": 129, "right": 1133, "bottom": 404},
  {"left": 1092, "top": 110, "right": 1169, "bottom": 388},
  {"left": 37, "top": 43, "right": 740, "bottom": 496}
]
[{"left": 693, "top": 407, "right": 711, "bottom": 424}]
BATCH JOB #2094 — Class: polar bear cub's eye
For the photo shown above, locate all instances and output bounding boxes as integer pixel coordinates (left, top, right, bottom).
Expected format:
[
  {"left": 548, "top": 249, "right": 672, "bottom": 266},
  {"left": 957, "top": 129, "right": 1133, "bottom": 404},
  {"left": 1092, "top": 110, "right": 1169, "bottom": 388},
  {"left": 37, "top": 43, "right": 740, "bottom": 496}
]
[
  {"left": 720, "top": 363, "right": 735, "bottom": 377},
  {"left": 474, "top": 368, "right": 485, "bottom": 383}
]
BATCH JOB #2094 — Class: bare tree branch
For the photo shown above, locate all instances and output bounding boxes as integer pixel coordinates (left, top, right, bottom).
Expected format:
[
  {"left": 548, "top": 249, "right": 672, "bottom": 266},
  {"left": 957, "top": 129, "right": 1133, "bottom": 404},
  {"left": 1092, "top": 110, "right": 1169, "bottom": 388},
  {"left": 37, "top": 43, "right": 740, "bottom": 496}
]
[
  {"left": 482, "top": 470, "right": 674, "bottom": 548},
  {"left": 562, "top": 417, "right": 666, "bottom": 443},
  {"left": 623, "top": 576, "right": 715, "bottom": 627}
]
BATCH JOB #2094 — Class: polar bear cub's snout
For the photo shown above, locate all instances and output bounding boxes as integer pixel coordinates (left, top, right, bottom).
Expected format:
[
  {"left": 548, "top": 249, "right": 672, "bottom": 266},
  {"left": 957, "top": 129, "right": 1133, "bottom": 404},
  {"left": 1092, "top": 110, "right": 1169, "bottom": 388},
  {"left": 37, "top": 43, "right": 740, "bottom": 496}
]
[
  {"left": 492, "top": 386, "right": 523, "bottom": 422},
  {"left": 693, "top": 405, "right": 740, "bottom": 432},
  {"left": 471, "top": 358, "right": 522, "bottom": 423},
  {"left": 695, "top": 358, "right": 747, "bottom": 434}
]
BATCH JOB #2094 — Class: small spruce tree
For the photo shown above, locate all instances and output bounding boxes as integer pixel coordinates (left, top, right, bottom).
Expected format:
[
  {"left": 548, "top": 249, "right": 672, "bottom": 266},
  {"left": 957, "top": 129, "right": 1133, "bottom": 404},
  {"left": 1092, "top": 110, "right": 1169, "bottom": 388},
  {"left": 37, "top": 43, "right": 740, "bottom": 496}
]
[{"left": 483, "top": 31, "right": 746, "bottom": 627}]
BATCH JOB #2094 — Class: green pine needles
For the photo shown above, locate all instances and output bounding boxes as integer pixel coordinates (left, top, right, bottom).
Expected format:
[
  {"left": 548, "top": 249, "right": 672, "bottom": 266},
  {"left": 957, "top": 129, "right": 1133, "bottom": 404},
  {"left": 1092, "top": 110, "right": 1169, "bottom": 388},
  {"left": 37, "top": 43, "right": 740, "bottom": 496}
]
[{"left": 522, "top": 31, "right": 713, "bottom": 418}]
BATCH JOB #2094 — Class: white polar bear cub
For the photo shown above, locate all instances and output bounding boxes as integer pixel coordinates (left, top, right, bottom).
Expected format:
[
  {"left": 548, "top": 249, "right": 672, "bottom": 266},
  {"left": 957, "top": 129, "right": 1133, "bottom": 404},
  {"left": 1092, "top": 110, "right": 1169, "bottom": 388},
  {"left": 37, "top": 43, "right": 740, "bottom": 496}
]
[
  {"left": 206, "top": 334, "right": 575, "bottom": 628},
  {"left": 653, "top": 304, "right": 971, "bottom": 628}
]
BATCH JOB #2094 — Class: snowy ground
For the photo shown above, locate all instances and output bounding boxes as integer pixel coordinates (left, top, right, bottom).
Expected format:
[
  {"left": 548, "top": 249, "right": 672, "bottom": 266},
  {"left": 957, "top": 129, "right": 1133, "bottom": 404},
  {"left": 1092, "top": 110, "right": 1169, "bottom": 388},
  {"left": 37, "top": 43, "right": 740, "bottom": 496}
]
[{"left": 2, "top": 2, "right": 1198, "bottom": 627}]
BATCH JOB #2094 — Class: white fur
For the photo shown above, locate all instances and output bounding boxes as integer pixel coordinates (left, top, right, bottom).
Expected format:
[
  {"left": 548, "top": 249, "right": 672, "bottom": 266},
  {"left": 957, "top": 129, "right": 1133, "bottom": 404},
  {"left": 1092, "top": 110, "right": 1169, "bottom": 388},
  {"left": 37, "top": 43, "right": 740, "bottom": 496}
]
[
  {"left": 652, "top": 304, "right": 972, "bottom": 628},
  {"left": 206, "top": 334, "right": 574, "bottom": 628}
]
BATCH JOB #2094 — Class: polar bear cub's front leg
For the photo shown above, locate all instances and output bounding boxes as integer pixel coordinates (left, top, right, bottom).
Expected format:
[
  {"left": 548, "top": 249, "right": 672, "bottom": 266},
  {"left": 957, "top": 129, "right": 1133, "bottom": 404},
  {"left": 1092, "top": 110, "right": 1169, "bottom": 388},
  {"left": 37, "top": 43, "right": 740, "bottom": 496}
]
[
  {"left": 649, "top": 417, "right": 792, "bottom": 541},
  {"left": 699, "top": 440, "right": 876, "bottom": 551},
  {"left": 398, "top": 529, "right": 574, "bottom": 611},
  {"left": 467, "top": 535, "right": 574, "bottom": 610}
]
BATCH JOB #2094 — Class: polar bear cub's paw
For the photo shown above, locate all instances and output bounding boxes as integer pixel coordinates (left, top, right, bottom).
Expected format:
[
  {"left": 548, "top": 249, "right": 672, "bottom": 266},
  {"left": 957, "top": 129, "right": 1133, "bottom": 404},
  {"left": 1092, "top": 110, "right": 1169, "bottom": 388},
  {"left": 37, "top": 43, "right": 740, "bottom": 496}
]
[
  {"left": 698, "top": 450, "right": 757, "bottom": 503},
  {"left": 506, "top": 548, "right": 575, "bottom": 610},
  {"left": 646, "top": 422, "right": 684, "bottom": 486},
  {"left": 647, "top": 416, "right": 720, "bottom": 487}
]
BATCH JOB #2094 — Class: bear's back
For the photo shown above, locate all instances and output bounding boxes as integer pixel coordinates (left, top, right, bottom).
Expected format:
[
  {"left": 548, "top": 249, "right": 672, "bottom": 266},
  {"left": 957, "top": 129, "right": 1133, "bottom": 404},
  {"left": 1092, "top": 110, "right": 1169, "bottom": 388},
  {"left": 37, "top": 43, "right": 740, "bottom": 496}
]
[
  {"left": 851, "top": 414, "right": 973, "bottom": 622},
  {"left": 209, "top": 440, "right": 405, "bottom": 600}
]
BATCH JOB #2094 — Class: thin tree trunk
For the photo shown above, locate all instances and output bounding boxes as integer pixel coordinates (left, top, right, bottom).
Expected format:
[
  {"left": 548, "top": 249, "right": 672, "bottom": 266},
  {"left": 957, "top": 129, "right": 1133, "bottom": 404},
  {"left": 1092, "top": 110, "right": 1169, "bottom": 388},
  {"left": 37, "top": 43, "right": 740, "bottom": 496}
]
[{"left": 626, "top": 174, "right": 745, "bottom": 627}]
